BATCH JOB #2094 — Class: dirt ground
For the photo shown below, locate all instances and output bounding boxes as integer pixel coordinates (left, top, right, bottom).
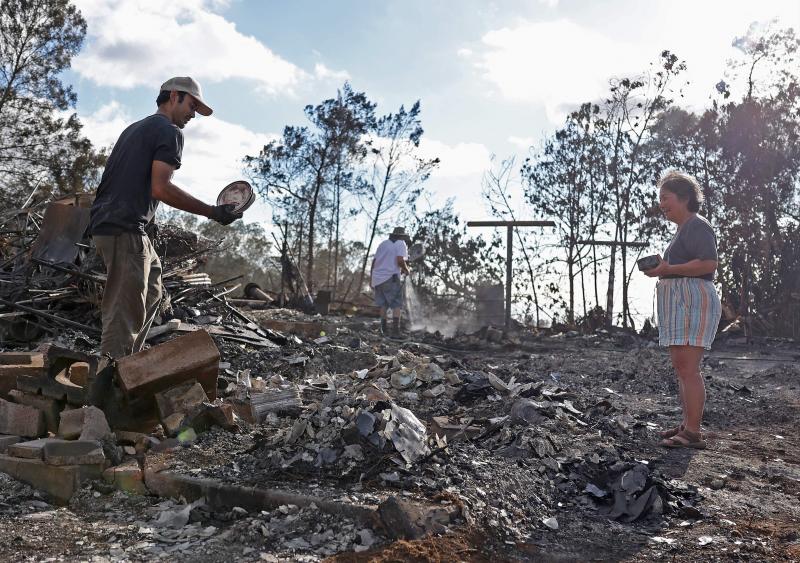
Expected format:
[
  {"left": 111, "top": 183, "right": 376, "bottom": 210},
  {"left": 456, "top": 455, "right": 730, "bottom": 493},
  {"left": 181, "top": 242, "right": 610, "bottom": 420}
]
[{"left": 0, "top": 326, "right": 798, "bottom": 562}]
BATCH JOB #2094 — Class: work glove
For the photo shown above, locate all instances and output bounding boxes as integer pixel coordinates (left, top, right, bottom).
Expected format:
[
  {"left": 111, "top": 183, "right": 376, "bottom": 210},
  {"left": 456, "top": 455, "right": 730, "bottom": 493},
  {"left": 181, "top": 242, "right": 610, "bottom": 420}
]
[{"left": 210, "top": 204, "right": 243, "bottom": 226}]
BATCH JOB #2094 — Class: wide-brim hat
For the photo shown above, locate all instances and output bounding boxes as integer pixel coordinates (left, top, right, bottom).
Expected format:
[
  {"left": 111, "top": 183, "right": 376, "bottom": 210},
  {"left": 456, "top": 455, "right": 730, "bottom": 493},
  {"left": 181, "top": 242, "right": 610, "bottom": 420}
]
[
  {"left": 160, "top": 76, "right": 213, "bottom": 116},
  {"left": 391, "top": 226, "right": 411, "bottom": 242}
]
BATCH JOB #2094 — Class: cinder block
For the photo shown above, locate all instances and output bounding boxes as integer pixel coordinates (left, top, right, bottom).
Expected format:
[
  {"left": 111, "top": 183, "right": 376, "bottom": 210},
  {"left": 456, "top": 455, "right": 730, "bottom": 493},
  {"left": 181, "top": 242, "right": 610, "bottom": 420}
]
[
  {"left": 116, "top": 330, "right": 219, "bottom": 401},
  {"left": 7, "top": 438, "right": 67, "bottom": 460},
  {"left": 43, "top": 440, "right": 105, "bottom": 466},
  {"left": 0, "top": 398, "right": 45, "bottom": 438},
  {"left": 0, "top": 435, "right": 20, "bottom": 453},
  {"left": 8, "top": 390, "right": 62, "bottom": 434},
  {"left": 0, "top": 453, "right": 102, "bottom": 504}
]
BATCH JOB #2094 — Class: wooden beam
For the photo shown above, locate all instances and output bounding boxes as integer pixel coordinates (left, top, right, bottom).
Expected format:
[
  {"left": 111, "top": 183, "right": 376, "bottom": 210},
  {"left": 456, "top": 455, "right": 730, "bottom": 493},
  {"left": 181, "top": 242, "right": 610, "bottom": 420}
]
[
  {"left": 466, "top": 220, "right": 556, "bottom": 227},
  {"left": 576, "top": 240, "right": 649, "bottom": 248}
]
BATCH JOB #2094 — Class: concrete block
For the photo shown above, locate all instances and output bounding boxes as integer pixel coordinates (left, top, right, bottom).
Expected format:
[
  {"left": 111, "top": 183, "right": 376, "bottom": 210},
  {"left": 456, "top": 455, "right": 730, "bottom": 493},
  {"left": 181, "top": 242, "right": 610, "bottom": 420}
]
[
  {"left": 103, "top": 460, "right": 147, "bottom": 495},
  {"left": 8, "top": 390, "right": 62, "bottom": 434},
  {"left": 0, "top": 435, "right": 20, "bottom": 453},
  {"left": 0, "top": 398, "right": 45, "bottom": 438},
  {"left": 116, "top": 330, "right": 219, "bottom": 402},
  {"left": 57, "top": 406, "right": 111, "bottom": 441},
  {"left": 155, "top": 380, "right": 208, "bottom": 421},
  {"left": 43, "top": 440, "right": 105, "bottom": 466},
  {"left": 7, "top": 438, "right": 67, "bottom": 460},
  {"left": 0, "top": 453, "right": 102, "bottom": 504}
]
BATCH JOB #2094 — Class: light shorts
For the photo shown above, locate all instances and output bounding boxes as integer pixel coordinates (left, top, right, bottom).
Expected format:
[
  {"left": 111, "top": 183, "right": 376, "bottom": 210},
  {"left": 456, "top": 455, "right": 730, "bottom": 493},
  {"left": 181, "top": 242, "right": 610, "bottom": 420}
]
[
  {"left": 656, "top": 277, "right": 721, "bottom": 349},
  {"left": 373, "top": 275, "right": 404, "bottom": 309}
]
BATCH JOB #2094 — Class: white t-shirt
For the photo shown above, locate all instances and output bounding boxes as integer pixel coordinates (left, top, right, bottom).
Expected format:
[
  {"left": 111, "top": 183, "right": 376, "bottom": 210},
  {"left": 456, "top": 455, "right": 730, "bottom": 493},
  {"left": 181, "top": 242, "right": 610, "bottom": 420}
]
[{"left": 371, "top": 239, "right": 408, "bottom": 288}]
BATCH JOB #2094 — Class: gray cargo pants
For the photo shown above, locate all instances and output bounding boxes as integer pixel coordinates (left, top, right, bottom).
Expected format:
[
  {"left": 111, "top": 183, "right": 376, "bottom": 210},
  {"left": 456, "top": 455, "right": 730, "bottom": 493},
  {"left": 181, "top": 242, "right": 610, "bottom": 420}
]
[{"left": 94, "top": 233, "right": 162, "bottom": 359}]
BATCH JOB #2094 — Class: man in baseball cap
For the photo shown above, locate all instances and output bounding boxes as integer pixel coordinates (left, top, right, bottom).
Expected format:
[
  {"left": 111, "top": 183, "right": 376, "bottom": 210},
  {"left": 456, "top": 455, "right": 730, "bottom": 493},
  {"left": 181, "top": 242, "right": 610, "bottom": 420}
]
[{"left": 88, "top": 76, "right": 241, "bottom": 360}]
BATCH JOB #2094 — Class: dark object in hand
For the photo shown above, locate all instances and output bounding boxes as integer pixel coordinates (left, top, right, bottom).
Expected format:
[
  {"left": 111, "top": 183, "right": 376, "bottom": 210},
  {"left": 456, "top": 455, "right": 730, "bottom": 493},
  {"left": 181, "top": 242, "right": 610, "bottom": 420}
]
[
  {"left": 637, "top": 254, "right": 661, "bottom": 271},
  {"left": 210, "top": 204, "right": 243, "bottom": 226}
]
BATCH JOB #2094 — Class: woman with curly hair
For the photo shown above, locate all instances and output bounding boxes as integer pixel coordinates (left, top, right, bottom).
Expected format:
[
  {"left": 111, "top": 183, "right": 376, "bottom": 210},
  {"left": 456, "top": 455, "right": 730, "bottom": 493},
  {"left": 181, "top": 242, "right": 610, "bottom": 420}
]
[{"left": 643, "top": 171, "right": 722, "bottom": 449}]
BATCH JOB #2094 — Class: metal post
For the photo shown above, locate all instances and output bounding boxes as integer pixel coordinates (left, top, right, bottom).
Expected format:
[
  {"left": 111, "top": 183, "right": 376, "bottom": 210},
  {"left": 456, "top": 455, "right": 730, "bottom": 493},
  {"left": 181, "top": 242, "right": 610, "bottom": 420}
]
[
  {"left": 466, "top": 220, "right": 555, "bottom": 333},
  {"left": 506, "top": 225, "right": 513, "bottom": 331}
]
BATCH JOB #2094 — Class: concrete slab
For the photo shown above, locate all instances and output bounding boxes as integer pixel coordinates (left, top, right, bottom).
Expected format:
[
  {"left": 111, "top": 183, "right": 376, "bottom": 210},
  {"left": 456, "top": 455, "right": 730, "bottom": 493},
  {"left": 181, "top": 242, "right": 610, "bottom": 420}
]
[
  {"left": 7, "top": 438, "right": 67, "bottom": 460},
  {"left": 0, "top": 453, "right": 102, "bottom": 504},
  {"left": 0, "top": 398, "right": 45, "bottom": 438},
  {"left": 0, "top": 435, "right": 20, "bottom": 453},
  {"left": 43, "top": 440, "right": 105, "bottom": 466}
]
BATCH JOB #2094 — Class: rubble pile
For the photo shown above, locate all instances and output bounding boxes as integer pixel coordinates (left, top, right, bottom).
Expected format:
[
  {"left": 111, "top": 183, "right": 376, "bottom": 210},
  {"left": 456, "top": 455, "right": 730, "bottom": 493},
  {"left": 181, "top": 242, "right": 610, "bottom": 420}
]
[{"left": 0, "top": 199, "right": 798, "bottom": 560}]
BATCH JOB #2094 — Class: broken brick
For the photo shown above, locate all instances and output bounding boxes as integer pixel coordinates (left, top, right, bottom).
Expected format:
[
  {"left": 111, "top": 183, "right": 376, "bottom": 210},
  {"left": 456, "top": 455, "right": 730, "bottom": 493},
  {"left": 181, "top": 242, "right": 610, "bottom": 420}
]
[
  {"left": 103, "top": 460, "right": 147, "bottom": 495},
  {"left": 0, "top": 434, "right": 20, "bottom": 453},
  {"left": 43, "top": 440, "right": 105, "bottom": 466},
  {"left": 0, "top": 352, "right": 44, "bottom": 397},
  {"left": 0, "top": 398, "right": 45, "bottom": 438},
  {"left": 155, "top": 380, "right": 208, "bottom": 421},
  {"left": 8, "top": 390, "right": 62, "bottom": 434},
  {"left": 7, "top": 438, "right": 67, "bottom": 460},
  {"left": 0, "top": 453, "right": 102, "bottom": 504},
  {"left": 58, "top": 406, "right": 111, "bottom": 441}
]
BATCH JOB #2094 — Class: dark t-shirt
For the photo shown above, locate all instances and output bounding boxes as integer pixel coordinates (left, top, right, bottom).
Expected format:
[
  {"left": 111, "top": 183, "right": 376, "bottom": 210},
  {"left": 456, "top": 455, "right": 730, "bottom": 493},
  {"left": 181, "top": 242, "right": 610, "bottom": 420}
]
[
  {"left": 89, "top": 114, "right": 183, "bottom": 235},
  {"left": 663, "top": 214, "right": 718, "bottom": 281}
]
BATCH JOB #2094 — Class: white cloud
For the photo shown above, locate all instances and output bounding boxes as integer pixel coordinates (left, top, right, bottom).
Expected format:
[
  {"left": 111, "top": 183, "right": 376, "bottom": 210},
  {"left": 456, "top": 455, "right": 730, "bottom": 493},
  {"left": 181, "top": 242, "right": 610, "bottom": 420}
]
[
  {"left": 80, "top": 102, "right": 278, "bottom": 223},
  {"left": 475, "top": 19, "right": 642, "bottom": 122},
  {"left": 419, "top": 139, "right": 492, "bottom": 178},
  {"left": 472, "top": 2, "right": 800, "bottom": 124},
  {"left": 313, "top": 63, "right": 350, "bottom": 83},
  {"left": 73, "top": 0, "right": 307, "bottom": 94}
]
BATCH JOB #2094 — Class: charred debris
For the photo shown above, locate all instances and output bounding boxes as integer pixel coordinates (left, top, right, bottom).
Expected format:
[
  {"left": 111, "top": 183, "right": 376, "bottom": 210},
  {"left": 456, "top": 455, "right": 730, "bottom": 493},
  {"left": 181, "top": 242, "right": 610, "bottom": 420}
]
[{"left": 0, "top": 195, "right": 788, "bottom": 560}]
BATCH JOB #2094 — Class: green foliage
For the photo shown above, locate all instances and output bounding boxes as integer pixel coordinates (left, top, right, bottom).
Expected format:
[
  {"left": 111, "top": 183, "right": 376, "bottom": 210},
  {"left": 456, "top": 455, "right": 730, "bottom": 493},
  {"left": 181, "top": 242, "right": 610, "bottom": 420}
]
[{"left": 0, "top": 0, "right": 104, "bottom": 207}]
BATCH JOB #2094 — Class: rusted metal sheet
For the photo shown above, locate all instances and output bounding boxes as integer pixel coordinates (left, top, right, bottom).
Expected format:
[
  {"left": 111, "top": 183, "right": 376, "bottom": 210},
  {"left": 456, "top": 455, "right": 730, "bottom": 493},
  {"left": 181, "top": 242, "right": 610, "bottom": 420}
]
[{"left": 29, "top": 201, "right": 90, "bottom": 265}]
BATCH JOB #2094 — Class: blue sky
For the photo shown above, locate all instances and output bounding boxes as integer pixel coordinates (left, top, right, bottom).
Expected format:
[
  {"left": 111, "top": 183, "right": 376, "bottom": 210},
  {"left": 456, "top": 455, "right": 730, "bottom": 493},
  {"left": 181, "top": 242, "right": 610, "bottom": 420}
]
[{"left": 65, "top": 0, "right": 800, "bottom": 319}]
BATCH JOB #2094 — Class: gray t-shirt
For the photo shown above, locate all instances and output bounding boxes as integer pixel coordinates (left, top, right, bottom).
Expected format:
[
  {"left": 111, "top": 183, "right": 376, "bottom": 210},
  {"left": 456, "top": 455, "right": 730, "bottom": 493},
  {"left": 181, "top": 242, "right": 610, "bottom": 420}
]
[
  {"left": 663, "top": 214, "right": 718, "bottom": 281},
  {"left": 89, "top": 114, "right": 183, "bottom": 235}
]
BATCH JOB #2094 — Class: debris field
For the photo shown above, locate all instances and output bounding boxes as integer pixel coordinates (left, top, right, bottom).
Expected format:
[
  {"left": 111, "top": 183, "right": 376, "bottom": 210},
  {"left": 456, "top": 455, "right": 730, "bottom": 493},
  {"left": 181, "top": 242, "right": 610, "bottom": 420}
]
[{"left": 0, "top": 199, "right": 798, "bottom": 561}]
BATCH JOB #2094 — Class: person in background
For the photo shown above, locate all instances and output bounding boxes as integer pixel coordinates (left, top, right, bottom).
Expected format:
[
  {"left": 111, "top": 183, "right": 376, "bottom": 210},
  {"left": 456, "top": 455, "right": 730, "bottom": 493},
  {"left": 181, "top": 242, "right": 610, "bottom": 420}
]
[
  {"left": 644, "top": 171, "right": 722, "bottom": 449},
  {"left": 89, "top": 76, "right": 242, "bottom": 360},
  {"left": 370, "top": 227, "right": 411, "bottom": 336}
]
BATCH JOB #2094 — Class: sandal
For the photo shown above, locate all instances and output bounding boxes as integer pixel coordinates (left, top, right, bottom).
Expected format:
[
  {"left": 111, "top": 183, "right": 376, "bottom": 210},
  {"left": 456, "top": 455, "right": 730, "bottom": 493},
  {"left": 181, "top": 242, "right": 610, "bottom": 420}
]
[
  {"left": 659, "top": 425, "right": 684, "bottom": 439},
  {"left": 660, "top": 429, "right": 706, "bottom": 450}
]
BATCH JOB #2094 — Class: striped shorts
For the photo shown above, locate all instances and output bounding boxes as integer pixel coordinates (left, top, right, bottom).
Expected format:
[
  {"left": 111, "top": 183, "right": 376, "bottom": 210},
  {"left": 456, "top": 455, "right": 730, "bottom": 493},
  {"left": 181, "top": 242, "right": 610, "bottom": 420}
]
[{"left": 656, "top": 277, "right": 721, "bottom": 349}]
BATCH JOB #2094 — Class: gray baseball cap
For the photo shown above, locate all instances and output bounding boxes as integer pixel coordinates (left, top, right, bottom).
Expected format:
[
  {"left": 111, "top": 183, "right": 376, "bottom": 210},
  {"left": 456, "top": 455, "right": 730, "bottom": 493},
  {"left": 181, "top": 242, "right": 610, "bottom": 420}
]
[{"left": 160, "top": 76, "right": 213, "bottom": 116}]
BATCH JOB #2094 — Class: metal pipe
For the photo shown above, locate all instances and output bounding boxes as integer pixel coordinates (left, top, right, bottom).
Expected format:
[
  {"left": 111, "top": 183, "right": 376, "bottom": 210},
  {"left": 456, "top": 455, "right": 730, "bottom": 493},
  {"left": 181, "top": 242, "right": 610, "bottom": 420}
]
[{"left": 0, "top": 298, "right": 100, "bottom": 335}]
